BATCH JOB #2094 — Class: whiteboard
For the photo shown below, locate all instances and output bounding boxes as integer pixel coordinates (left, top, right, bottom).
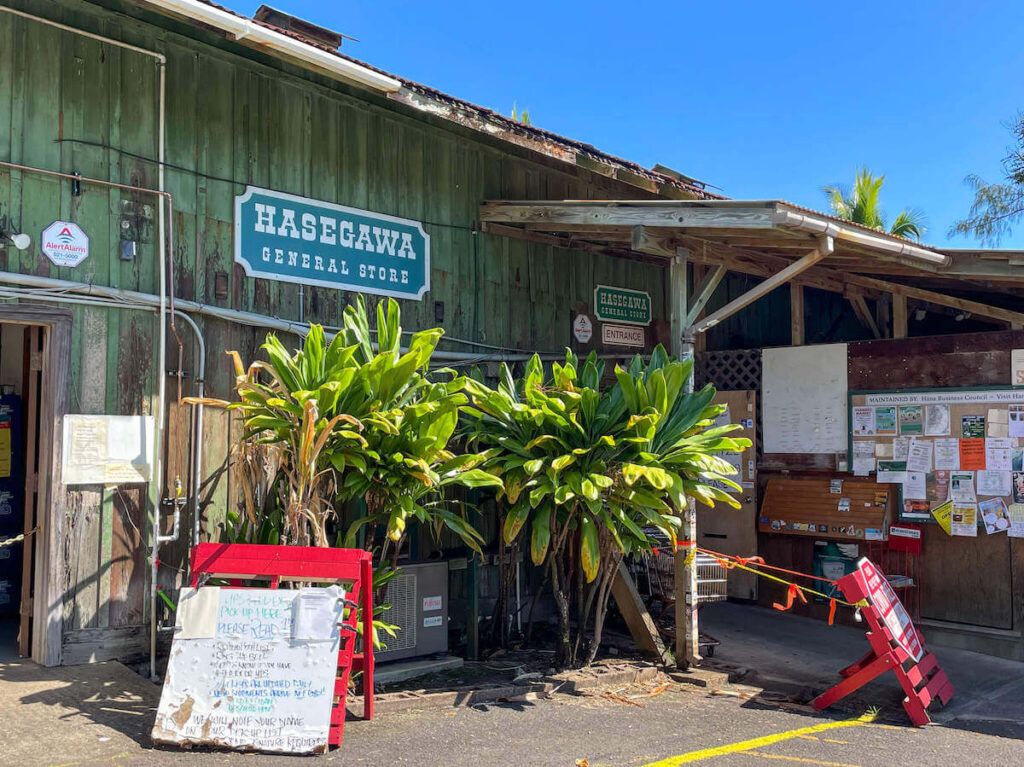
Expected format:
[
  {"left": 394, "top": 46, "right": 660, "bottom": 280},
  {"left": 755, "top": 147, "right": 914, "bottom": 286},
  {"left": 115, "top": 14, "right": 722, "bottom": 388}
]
[
  {"left": 151, "top": 586, "right": 344, "bottom": 754},
  {"left": 762, "top": 344, "right": 848, "bottom": 454}
]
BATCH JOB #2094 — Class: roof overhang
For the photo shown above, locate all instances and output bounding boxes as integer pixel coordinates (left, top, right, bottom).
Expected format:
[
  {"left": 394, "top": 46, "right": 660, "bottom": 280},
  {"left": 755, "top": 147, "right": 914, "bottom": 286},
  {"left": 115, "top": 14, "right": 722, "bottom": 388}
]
[{"left": 479, "top": 199, "right": 1024, "bottom": 333}]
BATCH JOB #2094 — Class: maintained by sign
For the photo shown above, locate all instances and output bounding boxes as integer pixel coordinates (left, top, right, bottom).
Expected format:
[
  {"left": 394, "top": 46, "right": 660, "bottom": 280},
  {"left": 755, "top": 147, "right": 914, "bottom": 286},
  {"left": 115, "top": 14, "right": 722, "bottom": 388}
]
[
  {"left": 234, "top": 186, "right": 430, "bottom": 301},
  {"left": 594, "top": 285, "right": 651, "bottom": 325},
  {"left": 601, "top": 323, "right": 645, "bottom": 347}
]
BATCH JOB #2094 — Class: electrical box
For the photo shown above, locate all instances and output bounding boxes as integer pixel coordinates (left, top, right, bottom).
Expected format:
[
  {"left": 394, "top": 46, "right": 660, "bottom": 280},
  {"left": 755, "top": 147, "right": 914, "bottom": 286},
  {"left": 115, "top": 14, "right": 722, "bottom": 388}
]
[{"left": 377, "top": 561, "right": 449, "bottom": 662}]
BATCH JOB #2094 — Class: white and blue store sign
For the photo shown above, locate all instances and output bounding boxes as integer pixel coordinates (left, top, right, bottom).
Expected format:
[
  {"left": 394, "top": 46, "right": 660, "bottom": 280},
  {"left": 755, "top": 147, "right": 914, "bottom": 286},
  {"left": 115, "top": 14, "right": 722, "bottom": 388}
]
[{"left": 234, "top": 186, "right": 430, "bottom": 301}]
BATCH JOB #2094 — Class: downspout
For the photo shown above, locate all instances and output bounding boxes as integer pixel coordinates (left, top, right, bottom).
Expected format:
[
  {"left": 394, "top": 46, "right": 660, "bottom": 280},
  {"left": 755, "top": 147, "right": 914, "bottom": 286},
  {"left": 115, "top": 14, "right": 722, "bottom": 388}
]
[{"left": 0, "top": 7, "right": 170, "bottom": 679}]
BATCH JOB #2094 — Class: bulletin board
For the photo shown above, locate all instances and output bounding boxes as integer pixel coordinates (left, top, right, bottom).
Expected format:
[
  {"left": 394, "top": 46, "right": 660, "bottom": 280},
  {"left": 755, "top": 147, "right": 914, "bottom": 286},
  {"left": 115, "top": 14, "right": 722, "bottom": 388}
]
[
  {"left": 759, "top": 477, "right": 893, "bottom": 542},
  {"left": 848, "top": 387, "right": 1024, "bottom": 538}
]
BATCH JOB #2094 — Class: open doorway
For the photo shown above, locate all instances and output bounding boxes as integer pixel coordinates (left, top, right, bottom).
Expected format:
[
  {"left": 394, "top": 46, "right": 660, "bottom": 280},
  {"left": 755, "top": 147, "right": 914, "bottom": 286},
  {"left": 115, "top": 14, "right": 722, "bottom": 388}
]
[{"left": 0, "top": 323, "right": 42, "bottom": 662}]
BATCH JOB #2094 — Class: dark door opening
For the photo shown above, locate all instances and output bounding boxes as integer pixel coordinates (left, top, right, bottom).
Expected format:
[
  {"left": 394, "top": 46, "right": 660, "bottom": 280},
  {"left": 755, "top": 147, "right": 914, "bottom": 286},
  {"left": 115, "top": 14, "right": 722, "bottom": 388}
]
[{"left": 0, "top": 323, "right": 43, "bottom": 661}]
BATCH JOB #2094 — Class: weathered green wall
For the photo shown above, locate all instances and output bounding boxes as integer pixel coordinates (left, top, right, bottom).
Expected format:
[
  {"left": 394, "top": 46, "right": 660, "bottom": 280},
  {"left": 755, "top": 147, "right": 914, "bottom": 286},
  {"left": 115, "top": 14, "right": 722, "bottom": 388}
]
[{"left": 0, "top": 0, "right": 671, "bottom": 660}]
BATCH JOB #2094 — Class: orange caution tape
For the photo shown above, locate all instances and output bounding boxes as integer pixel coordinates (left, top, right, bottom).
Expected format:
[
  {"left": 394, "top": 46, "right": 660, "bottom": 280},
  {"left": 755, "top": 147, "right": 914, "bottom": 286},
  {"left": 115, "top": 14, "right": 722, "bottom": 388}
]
[
  {"left": 828, "top": 598, "right": 837, "bottom": 626},
  {"left": 772, "top": 583, "right": 808, "bottom": 612}
]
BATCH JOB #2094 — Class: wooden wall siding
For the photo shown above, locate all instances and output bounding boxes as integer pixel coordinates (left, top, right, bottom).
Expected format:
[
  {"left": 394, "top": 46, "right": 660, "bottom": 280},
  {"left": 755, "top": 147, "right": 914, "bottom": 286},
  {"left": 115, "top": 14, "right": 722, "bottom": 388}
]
[
  {"left": 0, "top": 0, "right": 670, "bottom": 657},
  {"left": 702, "top": 273, "right": 871, "bottom": 352}
]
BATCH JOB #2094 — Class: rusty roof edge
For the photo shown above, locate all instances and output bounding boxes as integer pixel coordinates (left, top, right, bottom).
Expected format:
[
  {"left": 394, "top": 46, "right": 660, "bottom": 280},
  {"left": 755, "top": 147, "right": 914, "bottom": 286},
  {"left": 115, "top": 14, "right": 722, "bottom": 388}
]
[{"left": 139, "top": 1, "right": 719, "bottom": 201}]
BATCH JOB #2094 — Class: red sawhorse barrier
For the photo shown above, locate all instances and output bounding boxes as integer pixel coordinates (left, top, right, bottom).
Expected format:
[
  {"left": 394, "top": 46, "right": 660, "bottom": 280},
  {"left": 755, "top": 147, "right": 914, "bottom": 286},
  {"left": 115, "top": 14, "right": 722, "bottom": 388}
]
[
  {"left": 190, "top": 542, "right": 374, "bottom": 747},
  {"left": 812, "top": 558, "right": 953, "bottom": 726}
]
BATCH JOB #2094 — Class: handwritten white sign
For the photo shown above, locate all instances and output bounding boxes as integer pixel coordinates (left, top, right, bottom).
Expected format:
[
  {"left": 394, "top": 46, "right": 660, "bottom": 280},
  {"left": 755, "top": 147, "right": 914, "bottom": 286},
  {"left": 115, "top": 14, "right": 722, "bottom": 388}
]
[{"left": 152, "top": 586, "right": 343, "bottom": 754}]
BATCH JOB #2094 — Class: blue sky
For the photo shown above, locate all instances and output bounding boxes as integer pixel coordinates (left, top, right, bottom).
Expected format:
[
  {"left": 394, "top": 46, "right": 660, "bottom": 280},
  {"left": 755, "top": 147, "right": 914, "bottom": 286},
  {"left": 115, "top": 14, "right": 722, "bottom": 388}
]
[{"left": 237, "top": 1, "right": 1024, "bottom": 248}]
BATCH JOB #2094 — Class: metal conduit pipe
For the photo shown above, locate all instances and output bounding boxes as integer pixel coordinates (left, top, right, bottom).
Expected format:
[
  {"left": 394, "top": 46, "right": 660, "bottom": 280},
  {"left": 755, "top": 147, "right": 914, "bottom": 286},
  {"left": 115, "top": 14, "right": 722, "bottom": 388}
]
[
  {"left": 0, "top": 272, "right": 645, "bottom": 364},
  {"left": 171, "top": 311, "right": 206, "bottom": 551}
]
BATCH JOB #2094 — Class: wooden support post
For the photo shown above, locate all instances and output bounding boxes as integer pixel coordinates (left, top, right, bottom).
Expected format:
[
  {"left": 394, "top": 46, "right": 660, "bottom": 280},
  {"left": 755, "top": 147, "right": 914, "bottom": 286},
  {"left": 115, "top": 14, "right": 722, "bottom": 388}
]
[
  {"left": 611, "top": 562, "right": 672, "bottom": 664},
  {"left": 669, "top": 250, "right": 689, "bottom": 357},
  {"left": 676, "top": 327, "right": 701, "bottom": 669},
  {"left": 893, "top": 293, "right": 908, "bottom": 339},
  {"left": 691, "top": 241, "right": 831, "bottom": 334},
  {"left": 685, "top": 265, "right": 727, "bottom": 327},
  {"left": 876, "top": 293, "right": 892, "bottom": 339},
  {"left": 467, "top": 554, "right": 479, "bottom": 661},
  {"left": 790, "top": 283, "right": 804, "bottom": 346},
  {"left": 848, "top": 293, "right": 882, "bottom": 339}
]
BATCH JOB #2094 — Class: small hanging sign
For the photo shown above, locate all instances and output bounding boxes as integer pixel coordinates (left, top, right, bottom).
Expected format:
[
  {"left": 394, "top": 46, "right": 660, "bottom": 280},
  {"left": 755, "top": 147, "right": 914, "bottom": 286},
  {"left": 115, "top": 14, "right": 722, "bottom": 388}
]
[
  {"left": 601, "top": 323, "right": 645, "bottom": 347},
  {"left": 572, "top": 313, "right": 593, "bottom": 343},
  {"left": 41, "top": 221, "right": 90, "bottom": 267}
]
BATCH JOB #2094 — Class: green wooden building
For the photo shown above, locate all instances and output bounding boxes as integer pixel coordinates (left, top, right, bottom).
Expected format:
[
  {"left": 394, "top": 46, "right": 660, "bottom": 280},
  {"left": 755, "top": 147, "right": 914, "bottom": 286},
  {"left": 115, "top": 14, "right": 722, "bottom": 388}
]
[{"left": 0, "top": 0, "right": 714, "bottom": 667}]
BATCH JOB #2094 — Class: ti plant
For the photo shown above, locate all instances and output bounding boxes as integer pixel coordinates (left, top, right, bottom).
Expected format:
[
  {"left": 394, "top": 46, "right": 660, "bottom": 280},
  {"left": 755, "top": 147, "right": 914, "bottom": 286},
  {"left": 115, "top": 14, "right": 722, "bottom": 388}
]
[
  {"left": 330, "top": 296, "right": 502, "bottom": 571},
  {"left": 188, "top": 296, "right": 499, "bottom": 646},
  {"left": 463, "top": 348, "right": 750, "bottom": 667}
]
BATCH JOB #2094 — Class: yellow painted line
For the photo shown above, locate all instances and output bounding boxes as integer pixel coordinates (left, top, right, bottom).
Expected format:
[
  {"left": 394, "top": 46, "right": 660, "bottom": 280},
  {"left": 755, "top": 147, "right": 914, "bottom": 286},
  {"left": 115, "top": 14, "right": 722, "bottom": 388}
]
[
  {"left": 746, "top": 751, "right": 862, "bottom": 767},
  {"left": 639, "top": 711, "right": 877, "bottom": 767}
]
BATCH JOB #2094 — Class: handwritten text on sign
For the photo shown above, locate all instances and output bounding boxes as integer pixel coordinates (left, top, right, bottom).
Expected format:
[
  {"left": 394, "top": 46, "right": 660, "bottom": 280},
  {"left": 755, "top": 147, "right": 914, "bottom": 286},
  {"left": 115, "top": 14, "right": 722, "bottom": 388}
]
[{"left": 152, "top": 587, "right": 343, "bottom": 754}]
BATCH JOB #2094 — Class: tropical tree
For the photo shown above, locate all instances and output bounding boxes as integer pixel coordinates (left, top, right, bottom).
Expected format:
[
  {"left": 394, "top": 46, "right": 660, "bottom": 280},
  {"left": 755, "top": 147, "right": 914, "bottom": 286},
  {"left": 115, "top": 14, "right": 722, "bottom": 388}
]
[
  {"left": 331, "top": 297, "right": 501, "bottom": 571},
  {"left": 822, "top": 168, "right": 927, "bottom": 240},
  {"left": 189, "top": 297, "right": 500, "bottom": 646},
  {"left": 952, "top": 113, "right": 1024, "bottom": 244},
  {"left": 463, "top": 348, "right": 750, "bottom": 668}
]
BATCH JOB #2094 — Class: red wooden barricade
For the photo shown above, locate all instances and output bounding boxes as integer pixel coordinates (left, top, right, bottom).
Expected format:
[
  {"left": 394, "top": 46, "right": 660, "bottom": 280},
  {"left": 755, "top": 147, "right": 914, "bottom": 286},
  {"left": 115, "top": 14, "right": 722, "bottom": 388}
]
[
  {"left": 189, "top": 542, "right": 374, "bottom": 747},
  {"left": 812, "top": 558, "right": 953, "bottom": 726}
]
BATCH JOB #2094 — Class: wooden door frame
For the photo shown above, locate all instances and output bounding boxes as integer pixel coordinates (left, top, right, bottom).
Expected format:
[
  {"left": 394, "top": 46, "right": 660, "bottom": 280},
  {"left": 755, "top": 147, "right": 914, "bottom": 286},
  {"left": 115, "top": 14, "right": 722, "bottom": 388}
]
[{"left": 0, "top": 304, "right": 72, "bottom": 666}]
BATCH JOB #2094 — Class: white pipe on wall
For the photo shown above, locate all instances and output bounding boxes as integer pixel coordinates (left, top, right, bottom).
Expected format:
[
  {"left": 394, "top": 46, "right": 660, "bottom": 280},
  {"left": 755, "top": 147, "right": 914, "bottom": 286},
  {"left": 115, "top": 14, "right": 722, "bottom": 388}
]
[{"left": 137, "top": 0, "right": 402, "bottom": 93}]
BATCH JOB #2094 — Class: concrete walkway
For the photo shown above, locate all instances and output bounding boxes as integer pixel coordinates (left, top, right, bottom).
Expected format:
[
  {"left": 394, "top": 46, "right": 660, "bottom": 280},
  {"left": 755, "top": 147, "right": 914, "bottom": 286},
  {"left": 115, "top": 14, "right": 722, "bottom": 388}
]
[{"left": 700, "top": 601, "right": 1024, "bottom": 738}]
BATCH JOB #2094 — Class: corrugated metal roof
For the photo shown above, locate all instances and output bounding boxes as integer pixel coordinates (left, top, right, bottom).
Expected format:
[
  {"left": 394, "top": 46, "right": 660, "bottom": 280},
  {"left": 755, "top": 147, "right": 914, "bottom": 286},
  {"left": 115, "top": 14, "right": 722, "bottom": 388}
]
[{"left": 154, "top": 0, "right": 721, "bottom": 201}]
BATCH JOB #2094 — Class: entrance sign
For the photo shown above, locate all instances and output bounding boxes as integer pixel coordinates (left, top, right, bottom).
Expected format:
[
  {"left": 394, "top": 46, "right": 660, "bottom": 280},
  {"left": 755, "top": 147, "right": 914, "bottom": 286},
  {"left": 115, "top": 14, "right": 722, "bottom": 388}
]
[
  {"left": 152, "top": 586, "right": 344, "bottom": 754},
  {"left": 601, "top": 323, "right": 645, "bottom": 347},
  {"left": 234, "top": 186, "right": 430, "bottom": 301},
  {"left": 594, "top": 285, "right": 651, "bottom": 325},
  {"left": 572, "top": 314, "right": 593, "bottom": 343},
  {"left": 813, "top": 557, "right": 953, "bottom": 726},
  {"left": 41, "top": 221, "right": 89, "bottom": 267}
]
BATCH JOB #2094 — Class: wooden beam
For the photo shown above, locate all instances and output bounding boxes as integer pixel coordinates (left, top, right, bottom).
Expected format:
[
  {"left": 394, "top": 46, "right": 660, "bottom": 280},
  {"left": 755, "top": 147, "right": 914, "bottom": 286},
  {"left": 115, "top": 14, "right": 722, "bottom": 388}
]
[
  {"left": 611, "top": 563, "right": 673, "bottom": 664},
  {"left": 632, "top": 225, "right": 680, "bottom": 258},
  {"left": 845, "top": 273, "right": 1024, "bottom": 327},
  {"left": 669, "top": 252, "right": 688, "bottom": 358},
  {"left": 480, "top": 201, "right": 778, "bottom": 229},
  {"left": 685, "top": 265, "right": 727, "bottom": 327},
  {"left": 790, "top": 283, "right": 804, "bottom": 345},
  {"left": 848, "top": 292, "right": 882, "bottom": 339},
  {"left": 893, "top": 292, "right": 908, "bottom": 339},
  {"left": 691, "top": 244, "right": 830, "bottom": 334}
]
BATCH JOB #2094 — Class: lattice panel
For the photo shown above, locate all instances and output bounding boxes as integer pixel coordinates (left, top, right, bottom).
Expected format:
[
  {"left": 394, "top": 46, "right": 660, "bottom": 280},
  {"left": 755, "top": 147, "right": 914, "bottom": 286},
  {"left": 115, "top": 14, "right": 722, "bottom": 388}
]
[{"left": 696, "top": 349, "right": 763, "bottom": 457}]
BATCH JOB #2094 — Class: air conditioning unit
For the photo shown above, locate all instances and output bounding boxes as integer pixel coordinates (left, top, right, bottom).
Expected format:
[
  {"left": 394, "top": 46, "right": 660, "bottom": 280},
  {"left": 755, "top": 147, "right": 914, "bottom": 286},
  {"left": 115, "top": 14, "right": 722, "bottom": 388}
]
[{"left": 377, "top": 561, "right": 448, "bottom": 662}]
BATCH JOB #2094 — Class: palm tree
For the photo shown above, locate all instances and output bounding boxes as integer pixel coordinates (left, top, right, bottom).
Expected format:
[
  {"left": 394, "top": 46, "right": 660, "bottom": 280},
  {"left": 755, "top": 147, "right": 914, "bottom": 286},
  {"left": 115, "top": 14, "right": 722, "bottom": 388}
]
[{"left": 822, "top": 168, "right": 927, "bottom": 240}]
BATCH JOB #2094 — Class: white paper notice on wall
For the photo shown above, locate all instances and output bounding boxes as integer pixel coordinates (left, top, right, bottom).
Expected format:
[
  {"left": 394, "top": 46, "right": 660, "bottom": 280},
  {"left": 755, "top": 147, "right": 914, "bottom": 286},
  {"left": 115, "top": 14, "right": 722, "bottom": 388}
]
[
  {"left": 153, "top": 586, "right": 343, "bottom": 754},
  {"left": 762, "top": 344, "right": 848, "bottom": 454},
  {"left": 61, "top": 414, "right": 154, "bottom": 485},
  {"left": 1012, "top": 349, "right": 1024, "bottom": 387}
]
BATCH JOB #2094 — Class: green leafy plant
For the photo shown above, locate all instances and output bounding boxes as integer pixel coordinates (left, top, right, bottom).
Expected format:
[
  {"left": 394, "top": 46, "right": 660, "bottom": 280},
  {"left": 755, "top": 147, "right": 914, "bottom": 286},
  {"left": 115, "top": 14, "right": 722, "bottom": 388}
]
[
  {"left": 329, "top": 297, "right": 502, "bottom": 572},
  {"left": 463, "top": 348, "right": 750, "bottom": 667}
]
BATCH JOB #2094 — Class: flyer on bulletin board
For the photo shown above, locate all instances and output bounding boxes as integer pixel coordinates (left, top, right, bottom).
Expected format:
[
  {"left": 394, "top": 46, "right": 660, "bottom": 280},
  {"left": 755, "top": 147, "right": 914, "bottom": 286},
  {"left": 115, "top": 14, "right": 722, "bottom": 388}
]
[
  {"left": 931, "top": 499, "right": 953, "bottom": 536},
  {"left": 951, "top": 502, "right": 978, "bottom": 537}
]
